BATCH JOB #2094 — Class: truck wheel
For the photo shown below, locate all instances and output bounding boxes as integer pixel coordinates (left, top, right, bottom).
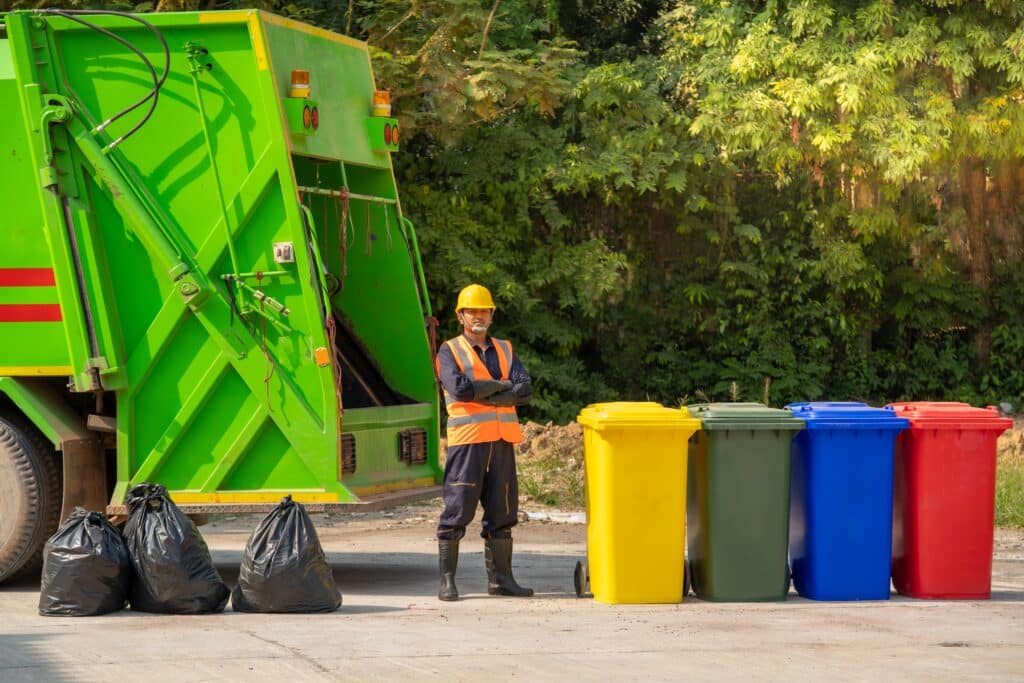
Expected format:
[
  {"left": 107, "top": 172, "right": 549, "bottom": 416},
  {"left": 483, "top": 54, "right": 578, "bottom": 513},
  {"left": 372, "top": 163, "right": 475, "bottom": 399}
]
[{"left": 0, "top": 415, "right": 62, "bottom": 584}]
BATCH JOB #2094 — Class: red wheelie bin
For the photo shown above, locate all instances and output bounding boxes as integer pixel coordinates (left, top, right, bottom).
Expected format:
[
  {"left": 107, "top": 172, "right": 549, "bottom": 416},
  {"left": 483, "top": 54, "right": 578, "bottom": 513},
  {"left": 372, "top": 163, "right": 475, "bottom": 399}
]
[{"left": 885, "top": 402, "right": 1012, "bottom": 599}]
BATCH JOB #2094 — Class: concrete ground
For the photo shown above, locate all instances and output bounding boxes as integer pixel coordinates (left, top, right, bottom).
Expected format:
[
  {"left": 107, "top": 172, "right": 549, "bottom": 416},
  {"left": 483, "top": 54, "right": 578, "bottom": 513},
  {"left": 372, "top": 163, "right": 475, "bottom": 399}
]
[{"left": 1, "top": 501, "right": 1022, "bottom": 682}]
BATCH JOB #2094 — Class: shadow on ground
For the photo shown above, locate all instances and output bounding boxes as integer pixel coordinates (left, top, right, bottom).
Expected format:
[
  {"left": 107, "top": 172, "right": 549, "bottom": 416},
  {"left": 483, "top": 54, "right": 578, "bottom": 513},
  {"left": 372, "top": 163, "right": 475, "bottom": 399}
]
[
  {"left": 0, "top": 634, "right": 76, "bottom": 683},
  {"left": 7, "top": 552, "right": 1022, "bottom": 606},
  {"left": 211, "top": 550, "right": 583, "bottom": 602}
]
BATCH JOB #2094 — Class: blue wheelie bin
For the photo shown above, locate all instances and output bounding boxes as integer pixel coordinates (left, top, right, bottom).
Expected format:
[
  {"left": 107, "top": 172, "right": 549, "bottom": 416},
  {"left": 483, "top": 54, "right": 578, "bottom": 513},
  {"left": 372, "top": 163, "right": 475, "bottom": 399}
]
[{"left": 786, "top": 402, "right": 909, "bottom": 600}]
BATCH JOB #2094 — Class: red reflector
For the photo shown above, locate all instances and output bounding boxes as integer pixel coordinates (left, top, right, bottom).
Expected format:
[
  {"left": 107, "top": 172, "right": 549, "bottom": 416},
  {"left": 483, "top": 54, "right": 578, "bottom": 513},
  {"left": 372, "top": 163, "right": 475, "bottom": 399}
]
[
  {"left": 384, "top": 123, "right": 392, "bottom": 145},
  {"left": 0, "top": 268, "right": 56, "bottom": 287},
  {"left": 0, "top": 304, "right": 63, "bottom": 323},
  {"left": 302, "top": 105, "right": 312, "bottom": 129},
  {"left": 392, "top": 125, "right": 399, "bottom": 145},
  {"left": 311, "top": 107, "right": 320, "bottom": 130}
]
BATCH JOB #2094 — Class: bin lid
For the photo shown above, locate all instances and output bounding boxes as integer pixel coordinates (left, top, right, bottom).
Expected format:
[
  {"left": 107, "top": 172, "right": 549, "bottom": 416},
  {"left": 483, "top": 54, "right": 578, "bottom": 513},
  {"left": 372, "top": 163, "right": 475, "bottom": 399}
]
[
  {"left": 884, "top": 402, "right": 1013, "bottom": 431},
  {"left": 687, "top": 402, "right": 805, "bottom": 431},
  {"left": 786, "top": 402, "right": 909, "bottom": 431},
  {"left": 577, "top": 402, "right": 702, "bottom": 432}
]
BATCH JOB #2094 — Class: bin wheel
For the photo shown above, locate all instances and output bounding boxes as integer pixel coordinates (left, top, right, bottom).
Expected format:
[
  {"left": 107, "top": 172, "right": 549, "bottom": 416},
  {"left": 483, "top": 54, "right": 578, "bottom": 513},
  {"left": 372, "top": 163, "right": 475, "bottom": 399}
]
[{"left": 573, "top": 560, "right": 589, "bottom": 598}]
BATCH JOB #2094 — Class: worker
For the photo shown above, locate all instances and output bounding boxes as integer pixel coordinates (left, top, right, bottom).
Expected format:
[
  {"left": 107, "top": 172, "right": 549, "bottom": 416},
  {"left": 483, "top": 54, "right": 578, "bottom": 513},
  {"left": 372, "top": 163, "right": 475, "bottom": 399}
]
[{"left": 435, "top": 284, "right": 533, "bottom": 601}]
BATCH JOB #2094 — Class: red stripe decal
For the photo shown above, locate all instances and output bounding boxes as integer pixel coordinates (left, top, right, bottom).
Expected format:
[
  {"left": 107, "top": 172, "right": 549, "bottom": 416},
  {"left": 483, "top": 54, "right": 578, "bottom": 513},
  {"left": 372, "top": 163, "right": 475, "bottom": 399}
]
[
  {"left": 0, "top": 268, "right": 57, "bottom": 287},
  {"left": 0, "top": 304, "right": 63, "bottom": 322}
]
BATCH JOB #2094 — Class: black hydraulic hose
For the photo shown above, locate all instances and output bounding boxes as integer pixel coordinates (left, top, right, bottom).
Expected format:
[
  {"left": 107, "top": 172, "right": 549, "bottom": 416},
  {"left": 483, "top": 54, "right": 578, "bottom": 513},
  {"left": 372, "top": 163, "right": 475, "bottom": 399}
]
[
  {"left": 50, "top": 12, "right": 158, "bottom": 131},
  {"left": 38, "top": 9, "right": 159, "bottom": 143},
  {"left": 49, "top": 9, "right": 170, "bottom": 146},
  {"left": 61, "top": 10, "right": 171, "bottom": 118},
  {"left": 36, "top": 9, "right": 170, "bottom": 149}
]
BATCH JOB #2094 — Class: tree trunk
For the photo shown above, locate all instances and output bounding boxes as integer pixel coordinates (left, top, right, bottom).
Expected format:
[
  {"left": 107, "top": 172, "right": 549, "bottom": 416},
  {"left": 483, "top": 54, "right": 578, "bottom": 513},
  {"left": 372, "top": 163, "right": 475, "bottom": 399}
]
[
  {"left": 992, "top": 158, "right": 1022, "bottom": 263},
  {"left": 854, "top": 177, "right": 876, "bottom": 211},
  {"left": 1017, "top": 164, "right": 1024, "bottom": 214},
  {"left": 960, "top": 156, "right": 991, "bottom": 360}
]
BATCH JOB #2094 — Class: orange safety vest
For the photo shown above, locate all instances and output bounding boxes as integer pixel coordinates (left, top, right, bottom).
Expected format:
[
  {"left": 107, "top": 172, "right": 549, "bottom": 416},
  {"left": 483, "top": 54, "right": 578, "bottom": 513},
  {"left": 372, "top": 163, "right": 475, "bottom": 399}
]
[{"left": 438, "top": 335, "right": 524, "bottom": 446}]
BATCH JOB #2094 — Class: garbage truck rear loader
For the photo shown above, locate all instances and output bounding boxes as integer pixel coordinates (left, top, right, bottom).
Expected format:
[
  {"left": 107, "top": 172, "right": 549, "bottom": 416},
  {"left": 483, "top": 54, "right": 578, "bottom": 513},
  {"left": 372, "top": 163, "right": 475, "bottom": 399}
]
[{"left": 0, "top": 9, "right": 441, "bottom": 583}]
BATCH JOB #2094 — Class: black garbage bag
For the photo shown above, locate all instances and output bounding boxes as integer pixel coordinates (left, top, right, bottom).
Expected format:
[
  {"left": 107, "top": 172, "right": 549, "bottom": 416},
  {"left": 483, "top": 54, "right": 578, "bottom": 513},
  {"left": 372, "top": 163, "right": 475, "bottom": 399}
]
[
  {"left": 123, "top": 483, "right": 229, "bottom": 614},
  {"left": 231, "top": 495, "right": 341, "bottom": 613},
  {"left": 38, "top": 508, "right": 131, "bottom": 616}
]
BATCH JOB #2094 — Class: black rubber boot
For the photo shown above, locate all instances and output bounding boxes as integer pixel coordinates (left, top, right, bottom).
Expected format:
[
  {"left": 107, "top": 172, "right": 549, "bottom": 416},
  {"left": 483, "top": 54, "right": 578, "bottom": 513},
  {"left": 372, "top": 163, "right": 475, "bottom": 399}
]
[
  {"left": 485, "top": 537, "right": 533, "bottom": 597},
  {"left": 438, "top": 539, "right": 459, "bottom": 601}
]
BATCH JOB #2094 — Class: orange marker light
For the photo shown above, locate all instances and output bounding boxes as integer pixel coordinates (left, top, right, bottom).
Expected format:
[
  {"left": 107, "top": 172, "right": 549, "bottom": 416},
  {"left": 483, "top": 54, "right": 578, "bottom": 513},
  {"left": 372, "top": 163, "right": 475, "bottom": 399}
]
[
  {"left": 290, "top": 69, "right": 311, "bottom": 98},
  {"left": 384, "top": 123, "right": 392, "bottom": 145},
  {"left": 372, "top": 90, "right": 392, "bottom": 117},
  {"left": 314, "top": 347, "right": 331, "bottom": 367},
  {"left": 392, "top": 125, "right": 399, "bottom": 145},
  {"left": 302, "top": 105, "right": 312, "bottom": 129}
]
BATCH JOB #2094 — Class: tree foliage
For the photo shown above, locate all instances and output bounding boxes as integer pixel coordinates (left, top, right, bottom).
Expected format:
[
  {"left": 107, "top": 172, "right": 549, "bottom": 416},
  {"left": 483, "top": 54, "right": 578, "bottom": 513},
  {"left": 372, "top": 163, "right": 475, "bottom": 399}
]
[{"left": 8, "top": 0, "right": 1021, "bottom": 419}]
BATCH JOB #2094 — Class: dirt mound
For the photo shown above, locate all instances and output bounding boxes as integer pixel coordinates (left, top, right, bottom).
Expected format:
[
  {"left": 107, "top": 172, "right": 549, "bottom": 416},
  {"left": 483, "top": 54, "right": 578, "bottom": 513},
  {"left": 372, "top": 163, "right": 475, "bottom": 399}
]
[
  {"left": 517, "top": 421, "right": 584, "bottom": 462},
  {"left": 998, "top": 420, "right": 1024, "bottom": 466},
  {"left": 515, "top": 422, "right": 585, "bottom": 509}
]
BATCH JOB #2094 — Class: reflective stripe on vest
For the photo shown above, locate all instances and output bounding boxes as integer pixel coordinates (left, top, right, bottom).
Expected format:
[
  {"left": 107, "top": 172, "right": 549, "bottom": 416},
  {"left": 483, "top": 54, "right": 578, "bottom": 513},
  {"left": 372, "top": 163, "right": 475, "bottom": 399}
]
[
  {"left": 443, "top": 338, "right": 478, "bottom": 407},
  {"left": 448, "top": 412, "right": 523, "bottom": 428},
  {"left": 441, "top": 335, "right": 524, "bottom": 446}
]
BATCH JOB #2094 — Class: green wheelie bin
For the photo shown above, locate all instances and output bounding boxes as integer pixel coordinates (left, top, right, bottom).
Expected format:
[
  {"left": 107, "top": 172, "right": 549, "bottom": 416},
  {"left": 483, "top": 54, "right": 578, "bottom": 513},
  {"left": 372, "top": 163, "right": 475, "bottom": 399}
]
[{"left": 686, "top": 403, "right": 805, "bottom": 601}]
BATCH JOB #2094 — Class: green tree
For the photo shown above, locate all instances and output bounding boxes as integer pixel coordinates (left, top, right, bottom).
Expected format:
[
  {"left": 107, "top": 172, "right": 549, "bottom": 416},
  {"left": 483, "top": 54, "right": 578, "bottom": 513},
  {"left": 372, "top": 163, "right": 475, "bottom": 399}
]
[
  {"left": 661, "top": 0, "right": 1024, "bottom": 361},
  {"left": 8, "top": 0, "right": 1021, "bottom": 417}
]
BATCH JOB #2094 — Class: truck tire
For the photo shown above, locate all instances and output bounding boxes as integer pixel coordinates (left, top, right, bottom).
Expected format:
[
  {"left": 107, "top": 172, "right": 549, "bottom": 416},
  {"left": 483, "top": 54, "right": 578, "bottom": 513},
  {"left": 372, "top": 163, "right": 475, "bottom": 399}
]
[{"left": 0, "top": 415, "right": 62, "bottom": 584}]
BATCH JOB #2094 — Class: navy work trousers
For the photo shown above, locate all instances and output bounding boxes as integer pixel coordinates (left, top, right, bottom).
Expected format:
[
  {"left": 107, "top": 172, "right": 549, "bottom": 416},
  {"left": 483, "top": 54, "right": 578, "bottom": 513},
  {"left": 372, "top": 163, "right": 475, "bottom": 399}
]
[{"left": 437, "top": 440, "right": 519, "bottom": 541}]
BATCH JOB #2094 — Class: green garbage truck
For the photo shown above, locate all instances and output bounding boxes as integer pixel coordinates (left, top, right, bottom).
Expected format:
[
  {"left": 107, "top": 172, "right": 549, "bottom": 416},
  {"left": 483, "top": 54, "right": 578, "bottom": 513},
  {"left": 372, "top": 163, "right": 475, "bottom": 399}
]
[{"left": 0, "top": 8, "right": 441, "bottom": 583}]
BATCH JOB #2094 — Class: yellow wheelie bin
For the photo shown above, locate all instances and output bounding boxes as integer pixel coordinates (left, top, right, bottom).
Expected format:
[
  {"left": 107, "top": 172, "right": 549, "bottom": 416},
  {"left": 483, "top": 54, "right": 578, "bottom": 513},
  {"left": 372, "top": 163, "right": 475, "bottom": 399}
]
[{"left": 576, "top": 402, "right": 701, "bottom": 604}]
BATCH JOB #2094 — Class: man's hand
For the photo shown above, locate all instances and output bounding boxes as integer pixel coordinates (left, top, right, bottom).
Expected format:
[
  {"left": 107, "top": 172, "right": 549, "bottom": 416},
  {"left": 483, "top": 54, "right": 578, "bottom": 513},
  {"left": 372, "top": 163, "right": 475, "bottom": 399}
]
[
  {"left": 480, "top": 390, "right": 519, "bottom": 406},
  {"left": 472, "top": 379, "right": 513, "bottom": 399}
]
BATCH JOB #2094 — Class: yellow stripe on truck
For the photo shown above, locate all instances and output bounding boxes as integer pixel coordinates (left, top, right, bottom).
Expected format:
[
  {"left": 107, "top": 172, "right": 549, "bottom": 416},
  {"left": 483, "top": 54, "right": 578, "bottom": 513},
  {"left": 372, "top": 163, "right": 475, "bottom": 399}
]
[
  {"left": 0, "top": 366, "right": 73, "bottom": 376},
  {"left": 169, "top": 491, "right": 339, "bottom": 504}
]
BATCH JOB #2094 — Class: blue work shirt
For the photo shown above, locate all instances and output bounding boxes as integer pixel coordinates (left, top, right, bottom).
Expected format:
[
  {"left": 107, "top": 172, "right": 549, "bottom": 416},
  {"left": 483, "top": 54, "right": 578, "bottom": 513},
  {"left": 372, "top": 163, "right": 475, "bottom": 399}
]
[{"left": 436, "top": 334, "right": 533, "bottom": 405}]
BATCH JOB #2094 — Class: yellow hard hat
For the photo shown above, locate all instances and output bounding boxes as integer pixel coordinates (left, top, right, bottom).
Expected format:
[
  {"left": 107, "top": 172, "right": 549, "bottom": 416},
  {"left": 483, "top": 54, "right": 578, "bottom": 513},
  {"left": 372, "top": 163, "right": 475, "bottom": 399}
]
[{"left": 456, "top": 284, "right": 496, "bottom": 312}]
